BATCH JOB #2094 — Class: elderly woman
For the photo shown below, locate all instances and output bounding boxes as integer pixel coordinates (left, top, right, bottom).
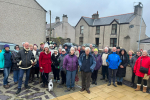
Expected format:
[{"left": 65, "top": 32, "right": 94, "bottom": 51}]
[
  {"left": 74, "top": 46, "right": 79, "bottom": 58},
  {"left": 39, "top": 43, "right": 52, "bottom": 88},
  {"left": 63, "top": 47, "right": 78, "bottom": 91},
  {"left": 116, "top": 49, "right": 128, "bottom": 85},
  {"left": 134, "top": 50, "right": 150, "bottom": 93},
  {"left": 91, "top": 48, "right": 102, "bottom": 85}
]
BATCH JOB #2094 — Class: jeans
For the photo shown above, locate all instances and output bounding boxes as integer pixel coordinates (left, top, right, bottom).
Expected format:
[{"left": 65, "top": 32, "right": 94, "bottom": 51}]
[
  {"left": 3, "top": 67, "right": 11, "bottom": 85},
  {"left": 138, "top": 76, "right": 147, "bottom": 86},
  {"left": 18, "top": 69, "right": 30, "bottom": 89},
  {"left": 13, "top": 70, "right": 20, "bottom": 82},
  {"left": 81, "top": 71, "right": 91, "bottom": 90},
  {"left": 117, "top": 77, "right": 123, "bottom": 82},
  {"left": 66, "top": 70, "right": 76, "bottom": 88},
  {"left": 102, "top": 66, "right": 108, "bottom": 79},
  {"left": 108, "top": 68, "right": 117, "bottom": 84},
  {"left": 91, "top": 70, "right": 98, "bottom": 81}
]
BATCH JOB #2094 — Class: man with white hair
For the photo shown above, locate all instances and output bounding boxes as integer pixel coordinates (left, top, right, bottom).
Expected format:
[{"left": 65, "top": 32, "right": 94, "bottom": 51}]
[
  {"left": 89, "top": 44, "right": 93, "bottom": 50},
  {"left": 106, "top": 47, "right": 121, "bottom": 87},
  {"left": 100, "top": 47, "right": 109, "bottom": 81},
  {"left": 16, "top": 42, "right": 35, "bottom": 94},
  {"left": 78, "top": 47, "right": 96, "bottom": 94}
]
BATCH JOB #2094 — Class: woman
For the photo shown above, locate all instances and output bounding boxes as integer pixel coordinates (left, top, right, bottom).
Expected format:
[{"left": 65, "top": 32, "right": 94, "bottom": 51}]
[
  {"left": 39, "top": 43, "right": 52, "bottom": 88},
  {"left": 116, "top": 49, "right": 128, "bottom": 85},
  {"left": 12, "top": 45, "right": 20, "bottom": 84},
  {"left": 58, "top": 47, "right": 62, "bottom": 55},
  {"left": 74, "top": 46, "right": 79, "bottom": 58},
  {"left": 63, "top": 47, "right": 78, "bottom": 91},
  {"left": 51, "top": 49, "right": 60, "bottom": 83},
  {"left": 127, "top": 50, "right": 134, "bottom": 64},
  {"left": 92, "top": 48, "right": 102, "bottom": 85},
  {"left": 134, "top": 50, "right": 150, "bottom": 93},
  {"left": 77, "top": 46, "right": 81, "bottom": 54}
]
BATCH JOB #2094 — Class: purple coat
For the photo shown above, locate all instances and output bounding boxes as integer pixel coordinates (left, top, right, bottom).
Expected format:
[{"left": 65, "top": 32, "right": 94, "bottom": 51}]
[
  {"left": 93, "top": 54, "right": 102, "bottom": 70},
  {"left": 63, "top": 54, "right": 78, "bottom": 71}
]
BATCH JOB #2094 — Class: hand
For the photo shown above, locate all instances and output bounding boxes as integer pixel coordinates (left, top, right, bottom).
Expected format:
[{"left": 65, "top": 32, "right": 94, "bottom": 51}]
[{"left": 40, "top": 67, "right": 43, "bottom": 69}]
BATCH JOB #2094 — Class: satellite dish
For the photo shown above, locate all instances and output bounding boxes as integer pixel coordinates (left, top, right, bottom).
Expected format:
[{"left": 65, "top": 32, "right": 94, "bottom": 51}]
[{"left": 129, "top": 25, "right": 134, "bottom": 28}]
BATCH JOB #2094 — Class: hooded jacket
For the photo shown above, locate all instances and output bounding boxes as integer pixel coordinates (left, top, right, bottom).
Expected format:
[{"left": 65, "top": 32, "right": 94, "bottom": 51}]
[
  {"left": 4, "top": 50, "right": 12, "bottom": 68},
  {"left": 93, "top": 54, "right": 102, "bottom": 70}
]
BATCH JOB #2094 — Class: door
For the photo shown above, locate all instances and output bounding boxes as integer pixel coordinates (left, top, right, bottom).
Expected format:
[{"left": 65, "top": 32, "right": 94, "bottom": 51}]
[{"left": 95, "top": 38, "right": 99, "bottom": 48}]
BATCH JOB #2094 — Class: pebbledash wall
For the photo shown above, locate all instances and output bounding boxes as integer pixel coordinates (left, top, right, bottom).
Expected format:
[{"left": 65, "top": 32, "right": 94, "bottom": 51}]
[{"left": 0, "top": 0, "right": 46, "bottom": 46}]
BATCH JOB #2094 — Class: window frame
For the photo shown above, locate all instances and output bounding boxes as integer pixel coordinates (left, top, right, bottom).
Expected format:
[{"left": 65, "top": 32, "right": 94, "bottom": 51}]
[
  {"left": 96, "top": 26, "right": 100, "bottom": 34},
  {"left": 80, "top": 26, "right": 84, "bottom": 34},
  {"left": 111, "top": 24, "right": 117, "bottom": 35},
  {"left": 110, "top": 38, "right": 117, "bottom": 47}
]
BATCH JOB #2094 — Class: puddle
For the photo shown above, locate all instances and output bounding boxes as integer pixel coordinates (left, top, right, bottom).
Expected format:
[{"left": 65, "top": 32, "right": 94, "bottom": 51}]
[
  {"left": 32, "top": 87, "right": 40, "bottom": 91},
  {"left": 21, "top": 92, "right": 45, "bottom": 99},
  {"left": 0, "top": 95, "right": 11, "bottom": 100},
  {"left": 17, "top": 90, "right": 32, "bottom": 96},
  {"left": 45, "top": 95, "right": 50, "bottom": 99}
]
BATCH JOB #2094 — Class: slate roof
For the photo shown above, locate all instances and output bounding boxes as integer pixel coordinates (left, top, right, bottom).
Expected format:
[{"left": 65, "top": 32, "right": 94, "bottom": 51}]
[
  {"left": 137, "top": 38, "right": 150, "bottom": 43},
  {"left": 46, "top": 22, "right": 63, "bottom": 30},
  {"left": 78, "top": 13, "right": 135, "bottom": 26}
]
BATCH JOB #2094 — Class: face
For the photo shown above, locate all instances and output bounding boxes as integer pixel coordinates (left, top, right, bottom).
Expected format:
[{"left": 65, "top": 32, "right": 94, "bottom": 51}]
[
  {"left": 112, "top": 47, "right": 116, "bottom": 52},
  {"left": 62, "top": 51, "right": 65, "bottom": 54},
  {"left": 78, "top": 47, "right": 80, "bottom": 50},
  {"left": 70, "top": 49, "right": 74, "bottom": 55},
  {"left": 15, "top": 46, "right": 19, "bottom": 51},
  {"left": 142, "top": 51, "right": 147, "bottom": 56},
  {"left": 104, "top": 48, "right": 108, "bottom": 53},
  {"left": 94, "top": 51, "right": 98, "bottom": 55},
  {"left": 45, "top": 47, "right": 49, "bottom": 52},
  {"left": 30, "top": 45, "right": 33, "bottom": 50},
  {"left": 92, "top": 48, "right": 95, "bottom": 51},
  {"left": 54, "top": 51, "right": 57, "bottom": 54},
  {"left": 50, "top": 46, "right": 53, "bottom": 49},
  {"left": 128, "top": 51, "right": 132, "bottom": 55},
  {"left": 54, "top": 44, "right": 56, "bottom": 47},
  {"left": 59, "top": 49, "right": 62, "bottom": 53},
  {"left": 121, "top": 50, "right": 125, "bottom": 55},
  {"left": 40, "top": 44, "right": 44, "bottom": 49},
  {"left": 65, "top": 46, "right": 67, "bottom": 49},
  {"left": 117, "top": 49, "right": 120, "bottom": 52},
  {"left": 85, "top": 49, "right": 90, "bottom": 55},
  {"left": 82, "top": 46, "right": 85, "bottom": 50},
  {"left": 137, "top": 52, "right": 141, "bottom": 56},
  {"left": 33, "top": 46, "right": 37, "bottom": 51},
  {"left": 90, "top": 44, "right": 92, "bottom": 48},
  {"left": 24, "top": 43, "right": 29, "bottom": 49},
  {"left": 5, "top": 47, "right": 9, "bottom": 51}
]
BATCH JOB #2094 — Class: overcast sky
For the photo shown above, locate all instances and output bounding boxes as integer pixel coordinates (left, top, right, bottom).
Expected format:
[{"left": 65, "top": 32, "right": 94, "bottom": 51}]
[{"left": 37, "top": 0, "right": 150, "bottom": 36}]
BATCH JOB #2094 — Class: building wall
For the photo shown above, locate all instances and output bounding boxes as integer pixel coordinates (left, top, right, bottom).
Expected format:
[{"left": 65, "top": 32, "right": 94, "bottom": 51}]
[{"left": 0, "top": 0, "right": 46, "bottom": 46}]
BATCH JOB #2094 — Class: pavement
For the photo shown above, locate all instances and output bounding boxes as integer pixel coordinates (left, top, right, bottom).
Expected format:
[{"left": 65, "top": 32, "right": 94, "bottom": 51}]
[{"left": 0, "top": 71, "right": 149, "bottom": 100}]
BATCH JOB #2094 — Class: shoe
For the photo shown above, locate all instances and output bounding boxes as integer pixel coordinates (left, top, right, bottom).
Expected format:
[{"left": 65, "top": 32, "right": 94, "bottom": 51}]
[
  {"left": 120, "top": 82, "right": 122, "bottom": 86},
  {"left": 72, "top": 87, "right": 75, "bottom": 91},
  {"left": 14, "top": 82, "right": 18, "bottom": 84},
  {"left": 41, "top": 84, "right": 45, "bottom": 88},
  {"left": 113, "top": 83, "right": 117, "bottom": 87},
  {"left": 95, "top": 81, "right": 97, "bottom": 85},
  {"left": 57, "top": 80, "right": 60, "bottom": 83},
  {"left": 86, "top": 89, "right": 90, "bottom": 94},
  {"left": 67, "top": 88, "right": 71, "bottom": 91},
  {"left": 24, "top": 85, "right": 31, "bottom": 89},
  {"left": 80, "top": 88, "right": 85, "bottom": 92},
  {"left": 135, "top": 84, "right": 141, "bottom": 91},
  {"left": 3, "top": 85, "right": 10, "bottom": 88},
  {"left": 143, "top": 86, "right": 147, "bottom": 93},
  {"left": 92, "top": 80, "right": 95, "bottom": 84},
  {"left": 131, "top": 83, "right": 134, "bottom": 87},
  {"left": 105, "top": 79, "right": 108, "bottom": 82},
  {"left": 16, "top": 88, "right": 21, "bottom": 94},
  {"left": 59, "top": 82, "right": 64, "bottom": 85},
  {"left": 100, "top": 78, "right": 105, "bottom": 80},
  {"left": 117, "top": 82, "right": 119, "bottom": 85},
  {"left": 107, "top": 83, "right": 111, "bottom": 86}
]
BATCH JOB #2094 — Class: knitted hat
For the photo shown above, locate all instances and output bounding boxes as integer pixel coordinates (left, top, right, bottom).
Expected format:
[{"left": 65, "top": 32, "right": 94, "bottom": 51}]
[
  {"left": 54, "top": 48, "right": 58, "bottom": 52},
  {"left": 4, "top": 44, "right": 10, "bottom": 49},
  {"left": 94, "top": 48, "right": 98, "bottom": 52},
  {"left": 62, "top": 49, "right": 66, "bottom": 52},
  {"left": 44, "top": 43, "right": 49, "bottom": 48}
]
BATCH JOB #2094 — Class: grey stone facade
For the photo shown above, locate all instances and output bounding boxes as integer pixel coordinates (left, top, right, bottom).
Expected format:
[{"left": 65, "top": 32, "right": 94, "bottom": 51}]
[
  {"left": 0, "top": 0, "right": 46, "bottom": 47},
  {"left": 75, "top": 3, "right": 147, "bottom": 52}
]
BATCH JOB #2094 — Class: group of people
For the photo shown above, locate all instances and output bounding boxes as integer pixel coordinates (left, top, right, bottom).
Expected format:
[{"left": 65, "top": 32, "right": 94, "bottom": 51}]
[{"left": 0, "top": 42, "right": 150, "bottom": 95}]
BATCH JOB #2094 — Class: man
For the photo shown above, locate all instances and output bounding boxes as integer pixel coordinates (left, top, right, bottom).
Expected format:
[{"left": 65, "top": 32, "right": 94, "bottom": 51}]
[
  {"left": 3, "top": 44, "right": 12, "bottom": 88},
  {"left": 53, "top": 43, "right": 57, "bottom": 49},
  {"left": 100, "top": 47, "right": 109, "bottom": 81},
  {"left": 106, "top": 47, "right": 121, "bottom": 87},
  {"left": 64, "top": 45, "right": 69, "bottom": 54},
  {"left": 106, "top": 46, "right": 112, "bottom": 54},
  {"left": 79, "top": 45, "right": 85, "bottom": 57},
  {"left": 16, "top": 42, "right": 35, "bottom": 94},
  {"left": 89, "top": 44, "right": 93, "bottom": 50},
  {"left": 116, "top": 47, "right": 120, "bottom": 55},
  {"left": 130, "top": 51, "right": 141, "bottom": 87},
  {"left": 78, "top": 47, "right": 96, "bottom": 94}
]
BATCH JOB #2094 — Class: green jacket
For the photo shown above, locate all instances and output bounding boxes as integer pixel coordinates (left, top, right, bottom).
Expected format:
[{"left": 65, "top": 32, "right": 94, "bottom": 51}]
[{"left": 0, "top": 49, "right": 5, "bottom": 69}]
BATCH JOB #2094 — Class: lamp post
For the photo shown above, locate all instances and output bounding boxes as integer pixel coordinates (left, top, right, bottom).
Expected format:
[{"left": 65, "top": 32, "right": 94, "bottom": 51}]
[{"left": 49, "top": 10, "right": 51, "bottom": 41}]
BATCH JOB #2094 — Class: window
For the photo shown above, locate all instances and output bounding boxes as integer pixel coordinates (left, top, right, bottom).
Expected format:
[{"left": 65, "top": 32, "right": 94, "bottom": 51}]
[
  {"left": 96, "top": 26, "right": 100, "bottom": 34},
  {"left": 110, "top": 38, "right": 117, "bottom": 47},
  {"left": 111, "top": 24, "right": 117, "bottom": 34},
  {"left": 79, "top": 37, "right": 83, "bottom": 45},
  {"left": 80, "top": 26, "right": 84, "bottom": 34},
  {"left": 95, "top": 38, "right": 99, "bottom": 47}
]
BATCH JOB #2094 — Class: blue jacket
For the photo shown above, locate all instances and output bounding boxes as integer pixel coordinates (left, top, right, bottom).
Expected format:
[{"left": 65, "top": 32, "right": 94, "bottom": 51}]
[
  {"left": 0, "top": 49, "right": 5, "bottom": 69},
  {"left": 4, "top": 50, "right": 12, "bottom": 68},
  {"left": 78, "top": 53, "right": 96, "bottom": 72},
  {"left": 106, "top": 52, "right": 122, "bottom": 69}
]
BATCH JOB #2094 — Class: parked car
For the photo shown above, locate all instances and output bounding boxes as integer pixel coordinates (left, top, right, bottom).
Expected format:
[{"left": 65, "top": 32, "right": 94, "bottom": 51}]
[{"left": 0, "top": 41, "right": 17, "bottom": 52}]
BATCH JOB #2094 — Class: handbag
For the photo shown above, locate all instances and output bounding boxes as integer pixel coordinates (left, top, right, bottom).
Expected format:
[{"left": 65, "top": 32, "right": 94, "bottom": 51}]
[{"left": 139, "top": 59, "right": 149, "bottom": 73}]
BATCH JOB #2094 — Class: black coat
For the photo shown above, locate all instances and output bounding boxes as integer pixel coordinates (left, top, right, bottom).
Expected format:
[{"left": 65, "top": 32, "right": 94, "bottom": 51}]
[
  {"left": 11, "top": 51, "right": 19, "bottom": 70},
  {"left": 51, "top": 53, "right": 60, "bottom": 68},
  {"left": 116, "top": 49, "right": 128, "bottom": 77}
]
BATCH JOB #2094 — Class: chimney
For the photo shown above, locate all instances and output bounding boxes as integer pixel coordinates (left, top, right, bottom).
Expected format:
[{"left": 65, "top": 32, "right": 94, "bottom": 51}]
[
  {"left": 62, "top": 14, "right": 68, "bottom": 22},
  {"left": 55, "top": 16, "right": 60, "bottom": 23},
  {"left": 92, "top": 11, "right": 99, "bottom": 19},
  {"left": 134, "top": 2, "right": 143, "bottom": 16}
]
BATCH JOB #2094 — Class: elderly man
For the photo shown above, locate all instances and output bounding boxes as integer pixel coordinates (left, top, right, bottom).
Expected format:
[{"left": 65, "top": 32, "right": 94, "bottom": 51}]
[
  {"left": 89, "top": 44, "right": 93, "bottom": 49},
  {"left": 79, "top": 45, "right": 85, "bottom": 57},
  {"left": 106, "top": 47, "right": 121, "bottom": 87},
  {"left": 79, "top": 47, "right": 96, "bottom": 93},
  {"left": 16, "top": 42, "right": 35, "bottom": 94},
  {"left": 100, "top": 47, "right": 109, "bottom": 81}
]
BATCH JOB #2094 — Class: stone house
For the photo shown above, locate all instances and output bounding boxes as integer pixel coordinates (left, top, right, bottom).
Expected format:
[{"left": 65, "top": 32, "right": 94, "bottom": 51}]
[
  {"left": 46, "top": 15, "right": 75, "bottom": 43},
  {"left": 75, "top": 3, "right": 147, "bottom": 52},
  {"left": 0, "top": 0, "right": 46, "bottom": 46}
]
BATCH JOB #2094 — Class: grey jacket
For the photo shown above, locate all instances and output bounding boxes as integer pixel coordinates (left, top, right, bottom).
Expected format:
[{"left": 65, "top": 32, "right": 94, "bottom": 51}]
[
  {"left": 57, "top": 54, "right": 67, "bottom": 70},
  {"left": 130, "top": 55, "right": 140, "bottom": 69}
]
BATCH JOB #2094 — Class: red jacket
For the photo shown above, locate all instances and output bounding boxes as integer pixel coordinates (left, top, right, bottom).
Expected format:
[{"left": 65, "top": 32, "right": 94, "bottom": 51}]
[
  {"left": 134, "top": 56, "right": 150, "bottom": 77},
  {"left": 39, "top": 52, "right": 52, "bottom": 73}
]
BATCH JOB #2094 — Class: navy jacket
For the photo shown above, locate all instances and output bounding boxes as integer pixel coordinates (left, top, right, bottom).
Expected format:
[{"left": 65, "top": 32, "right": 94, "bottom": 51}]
[{"left": 4, "top": 50, "right": 12, "bottom": 68}]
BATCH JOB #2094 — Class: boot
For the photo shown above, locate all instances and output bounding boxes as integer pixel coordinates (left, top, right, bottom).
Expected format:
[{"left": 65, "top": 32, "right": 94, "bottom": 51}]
[
  {"left": 16, "top": 88, "right": 21, "bottom": 94},
  {"left": 135, "top": 84, "right": 141, "bottom": 91},
  {"left": 92, "top": 80, "right": 95, "bottom": 84},
  {"left": 143, "top": 85, "right": 147, "bottom": 93}
]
